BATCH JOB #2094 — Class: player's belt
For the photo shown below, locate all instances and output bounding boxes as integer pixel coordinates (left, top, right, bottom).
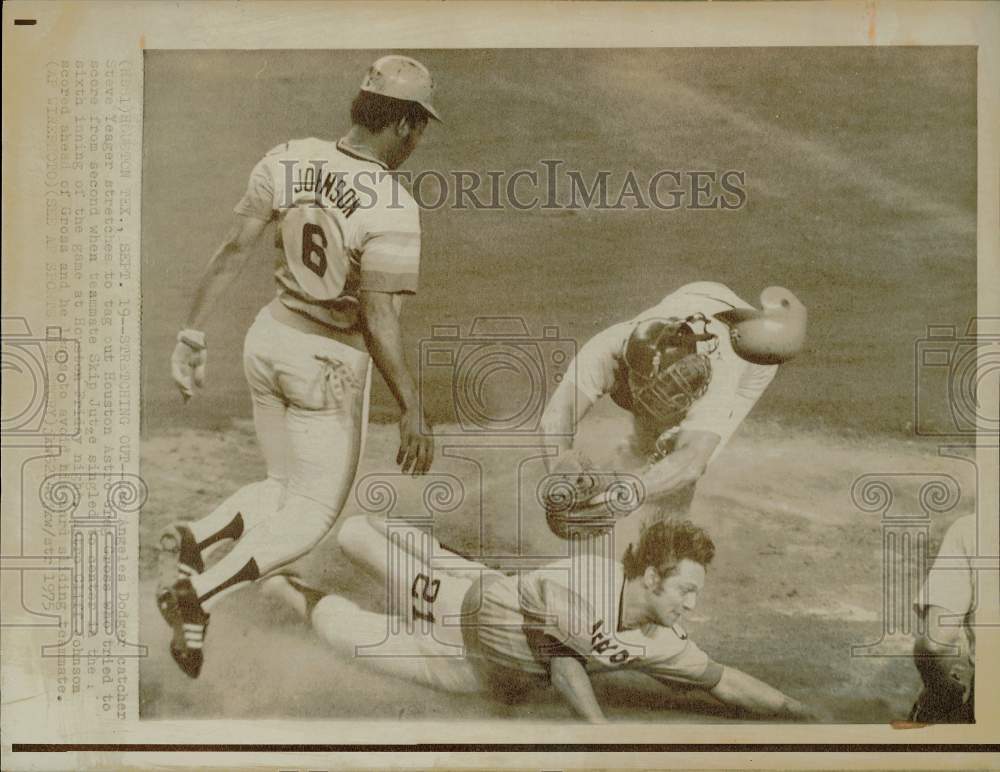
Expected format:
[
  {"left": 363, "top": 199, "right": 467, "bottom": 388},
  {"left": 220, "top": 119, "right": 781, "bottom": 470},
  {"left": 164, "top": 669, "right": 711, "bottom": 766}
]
[{"left": 268, "top": 297, "right": 367, "bottom": 352}]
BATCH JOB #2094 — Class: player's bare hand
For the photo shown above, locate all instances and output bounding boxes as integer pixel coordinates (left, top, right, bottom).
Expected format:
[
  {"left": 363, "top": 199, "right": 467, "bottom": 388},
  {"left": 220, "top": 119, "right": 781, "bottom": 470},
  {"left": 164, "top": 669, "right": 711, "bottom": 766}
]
[
  {"left": 170, "top": 330, "right": 207, "bottom": 402},
  {"left": 397, "top": 410, "right": 434, "bottom": 475}
]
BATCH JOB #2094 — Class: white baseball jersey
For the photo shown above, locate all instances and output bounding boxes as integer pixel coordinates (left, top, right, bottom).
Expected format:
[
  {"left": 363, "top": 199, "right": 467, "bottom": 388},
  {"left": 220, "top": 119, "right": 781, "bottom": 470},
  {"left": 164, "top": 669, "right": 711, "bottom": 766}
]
[
  {"left": 564, "top": 281, "right": 778, "bottom": 459},
  {"left": 235, "top": 137, "right": 421, "bottom": 332},
  {"left": 464, "top": 555, "right": 723, "bottom": 688}
]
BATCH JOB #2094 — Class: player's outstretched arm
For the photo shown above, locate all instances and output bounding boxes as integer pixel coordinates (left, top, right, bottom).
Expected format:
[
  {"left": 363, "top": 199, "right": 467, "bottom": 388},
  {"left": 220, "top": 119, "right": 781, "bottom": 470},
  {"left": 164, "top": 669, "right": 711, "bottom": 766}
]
[
  {"left": 637, "top": 428, "right": 720, "bottom": 498},
  {"left": 171, "top": 215, "right": 269, "bottom": 400},
  {"left": 360, "top": 290, "right": 433, "bottom": 475},
  {"left": 539, "top": 325, "right": 627, "bottom": 474},
  {"left": 539, "top": 379, "right": 596, "bottom": 474},
  {"left": 709, "top": 665, "right": 822, "bottom": 721},
  {"left": 549, "top": 656, "right": 608, "bottom": 724}
]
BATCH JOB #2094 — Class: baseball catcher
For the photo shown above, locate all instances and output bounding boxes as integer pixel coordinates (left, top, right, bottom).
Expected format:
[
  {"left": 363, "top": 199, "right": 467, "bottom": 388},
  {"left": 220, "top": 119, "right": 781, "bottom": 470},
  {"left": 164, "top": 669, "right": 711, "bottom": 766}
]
[{"left": 539, "top": 281, "right": 807, "bottom": 535}]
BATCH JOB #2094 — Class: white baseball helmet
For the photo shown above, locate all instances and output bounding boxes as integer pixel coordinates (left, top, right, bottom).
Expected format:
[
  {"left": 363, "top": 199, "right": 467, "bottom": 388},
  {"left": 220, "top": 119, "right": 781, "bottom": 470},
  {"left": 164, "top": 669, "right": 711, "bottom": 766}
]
[
  {"left": 360, "top": 55, "right": 441, "bottom": 122},
  {"left": 713, "top": 286, "right": 807, "bottom": 365}
]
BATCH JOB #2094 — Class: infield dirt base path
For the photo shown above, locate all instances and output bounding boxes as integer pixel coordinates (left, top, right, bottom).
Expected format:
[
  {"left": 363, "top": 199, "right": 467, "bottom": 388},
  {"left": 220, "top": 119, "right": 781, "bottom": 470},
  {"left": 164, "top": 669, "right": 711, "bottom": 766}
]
[{"left": 138, "top": 414, "right": 972, "bottom": 723}]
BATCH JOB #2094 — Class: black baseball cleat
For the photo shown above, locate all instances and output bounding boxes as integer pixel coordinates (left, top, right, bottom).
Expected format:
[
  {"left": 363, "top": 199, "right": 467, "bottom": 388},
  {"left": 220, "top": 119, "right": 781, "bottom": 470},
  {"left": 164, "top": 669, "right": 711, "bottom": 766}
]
[
  {"left": 159, "top": 522, "right": 205, "bottom": 579},
  {"left": 160, "top": 577, "right": 210, "bottom": 679},
  {"left": 156, "top": 524, "right": 205, "bottom": 625}
]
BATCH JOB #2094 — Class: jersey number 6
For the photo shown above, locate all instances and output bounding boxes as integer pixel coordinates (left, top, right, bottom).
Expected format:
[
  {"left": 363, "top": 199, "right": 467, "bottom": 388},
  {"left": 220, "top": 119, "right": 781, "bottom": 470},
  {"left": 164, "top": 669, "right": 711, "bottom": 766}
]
[{"left": 301, "top": 223, "right": 328, "bottom": 278}]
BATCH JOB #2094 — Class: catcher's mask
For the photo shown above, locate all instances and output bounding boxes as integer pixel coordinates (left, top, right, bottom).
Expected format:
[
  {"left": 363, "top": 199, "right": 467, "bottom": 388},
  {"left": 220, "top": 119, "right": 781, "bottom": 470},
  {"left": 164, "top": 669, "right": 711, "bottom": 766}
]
[
  {"left": 623, "top": 316, "right": 715, "bottom": 425},
  {"left": 713, "top": 287, "right": 807, "bottom": 365}
]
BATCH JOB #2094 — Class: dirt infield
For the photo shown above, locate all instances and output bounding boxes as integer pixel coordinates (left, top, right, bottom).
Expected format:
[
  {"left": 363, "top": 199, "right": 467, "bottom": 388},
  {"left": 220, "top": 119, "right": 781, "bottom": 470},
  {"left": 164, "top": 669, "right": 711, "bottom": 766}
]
[
  {"left": 138, "top": 47, "right": 977, "bottom": 722},
  {"left": 138, "top": 414, "right": 975, "bottom": 722}
]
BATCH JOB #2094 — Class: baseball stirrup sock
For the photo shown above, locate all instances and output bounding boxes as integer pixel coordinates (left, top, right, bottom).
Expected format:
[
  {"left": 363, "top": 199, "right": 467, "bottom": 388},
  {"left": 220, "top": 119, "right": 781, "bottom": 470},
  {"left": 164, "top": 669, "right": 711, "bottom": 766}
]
[
  {"left": 197, "top": 557, "right": 260, "bottom": 605},
  {"left": 197, "top": 512, "right": 245, "bottom": 552}
]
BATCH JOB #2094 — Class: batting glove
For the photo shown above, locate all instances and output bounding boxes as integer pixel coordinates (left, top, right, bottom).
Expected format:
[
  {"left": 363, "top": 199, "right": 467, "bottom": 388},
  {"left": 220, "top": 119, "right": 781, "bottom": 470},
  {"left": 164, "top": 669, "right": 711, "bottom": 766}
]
[{"left": 171, "top": 329, "right": 207, "bottom": 401}]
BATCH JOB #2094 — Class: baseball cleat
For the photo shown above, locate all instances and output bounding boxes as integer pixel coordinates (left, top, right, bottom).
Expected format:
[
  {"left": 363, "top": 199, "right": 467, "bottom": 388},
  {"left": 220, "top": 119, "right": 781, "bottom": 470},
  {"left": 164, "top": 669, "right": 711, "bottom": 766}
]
[
  {"left": 156, "top": 524, "right": 204, "bottom": 627},
  {"left": 160, "top": 577, "right": 210, "bottom": 679},
  {"left": 156, "top": 523, "right": 204, "bottom": 616},
  {"left": 158, "top": 522, "right": 205, "bottom": 580}
]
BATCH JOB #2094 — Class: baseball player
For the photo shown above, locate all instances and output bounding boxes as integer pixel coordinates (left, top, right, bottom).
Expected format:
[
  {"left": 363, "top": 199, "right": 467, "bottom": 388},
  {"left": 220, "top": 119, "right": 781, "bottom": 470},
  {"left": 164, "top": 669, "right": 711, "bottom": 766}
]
[
  {"left": 909, "top": 514, "right": 977, "bottom": 723},
  {"left": 539, "top": 281, "right": 807, "bottom": 529},
  {"left": 263, "top": 515, "right": 821, "bottom": 722},
  {"left": 158, "top": 55, "right": 440, "bottom": 678}
]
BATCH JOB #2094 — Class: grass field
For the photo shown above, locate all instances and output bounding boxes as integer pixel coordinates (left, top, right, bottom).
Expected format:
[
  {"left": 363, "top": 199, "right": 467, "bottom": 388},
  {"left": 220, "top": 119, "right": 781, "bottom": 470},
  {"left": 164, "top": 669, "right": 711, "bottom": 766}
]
[{"left": 139, "top": 48, "right": 977, "bottom": 722}]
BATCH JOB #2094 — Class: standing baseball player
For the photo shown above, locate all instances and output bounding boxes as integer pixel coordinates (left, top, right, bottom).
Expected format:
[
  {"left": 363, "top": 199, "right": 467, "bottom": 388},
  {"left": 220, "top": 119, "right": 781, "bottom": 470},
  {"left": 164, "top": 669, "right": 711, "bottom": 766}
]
[
  {"left": 158, "top": 55, "right": 439, "bottom": 678},
  {"left": 539, "top": 281, "right": 807, "bottom": 528},
  {"left": 263, "top": 515, "right": 821, "bottom": 722},
  {"left": 909, "top": 514, "right": 978, "bottom": 723}
]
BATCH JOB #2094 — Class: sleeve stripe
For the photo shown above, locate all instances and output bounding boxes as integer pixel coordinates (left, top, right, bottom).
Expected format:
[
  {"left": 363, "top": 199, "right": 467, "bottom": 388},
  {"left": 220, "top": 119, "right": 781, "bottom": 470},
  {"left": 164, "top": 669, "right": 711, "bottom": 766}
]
[
  {"left": 365, "top": 240, "right": 420, "bottom": 256},
  {"left": 361, "top": 260, "right": 420, "bottom": 276},
  {"left": 362, "top": 231, "right": 420, "bottom": 250},
  {"left": 363, "top": 249, "right": 419, "bottom": 266},
  {"left": 363, "top": 255, "right": 420, "bottom": 274}
]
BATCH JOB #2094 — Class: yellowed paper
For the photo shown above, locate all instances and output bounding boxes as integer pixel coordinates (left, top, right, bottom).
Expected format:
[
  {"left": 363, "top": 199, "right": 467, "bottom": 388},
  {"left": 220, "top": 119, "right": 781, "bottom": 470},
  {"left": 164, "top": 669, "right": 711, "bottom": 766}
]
[{"left": 2, "top": 2, "right": 998, "bottom": 770}]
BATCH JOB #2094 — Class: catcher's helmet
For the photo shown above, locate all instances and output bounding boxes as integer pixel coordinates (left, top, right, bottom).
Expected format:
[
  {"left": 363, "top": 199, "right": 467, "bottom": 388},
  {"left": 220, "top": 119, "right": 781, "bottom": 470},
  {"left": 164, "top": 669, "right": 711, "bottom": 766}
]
[
  {"left": 623, "top": 317, "right": 714, "bottom": 426},
  {"left": 361, "top": 55, "right": 441, "bottom": 122},
  {"left": 713, "top": 287, "right": 807, "bottom": 365}
]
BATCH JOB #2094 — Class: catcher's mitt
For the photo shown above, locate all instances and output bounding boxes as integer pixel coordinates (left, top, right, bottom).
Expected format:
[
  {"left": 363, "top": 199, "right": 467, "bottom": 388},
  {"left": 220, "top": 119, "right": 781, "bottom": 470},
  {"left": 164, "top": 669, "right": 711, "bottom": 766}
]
[{"left": 541, "top": 455, "right": 643, "bottom": 539}]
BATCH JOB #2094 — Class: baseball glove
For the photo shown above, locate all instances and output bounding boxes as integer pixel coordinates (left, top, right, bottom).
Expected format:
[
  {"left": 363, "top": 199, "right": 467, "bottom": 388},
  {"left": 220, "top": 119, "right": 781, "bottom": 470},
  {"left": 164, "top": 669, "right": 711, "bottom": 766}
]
[{"left": 542, "top": 453, "right": 642, "bottom": 539}]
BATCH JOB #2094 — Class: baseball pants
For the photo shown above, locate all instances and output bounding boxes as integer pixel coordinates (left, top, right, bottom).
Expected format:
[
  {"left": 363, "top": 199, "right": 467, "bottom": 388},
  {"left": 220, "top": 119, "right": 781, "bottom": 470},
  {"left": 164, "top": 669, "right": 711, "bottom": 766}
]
[
  {"left": 189, "top": 306, "right": 372, "bottom": 610},
  {"left": 305, "top": 515, "right": 493, "bottom": 693}
]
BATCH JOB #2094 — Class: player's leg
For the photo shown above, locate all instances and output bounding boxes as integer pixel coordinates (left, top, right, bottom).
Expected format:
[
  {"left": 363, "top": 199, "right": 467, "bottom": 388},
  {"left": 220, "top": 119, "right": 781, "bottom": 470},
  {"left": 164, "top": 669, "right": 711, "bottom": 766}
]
[
  {"left": 161, "top": 316, "right": 370, "bottom": 678},
  {"left": 188, "top": 330, "right": 372, "bottom": 611},
  {"left": 337, "top": 515, "right": 488, "bottom": 583},
  {"left": 184, "top": 394, "right": 290, "bottom": 553},
  {"left": 345, "top": 518, "right": 503, "bottom": 698},
  {"left": 336, "top": 515, "right": 492, "bottom": 622},
  {"left": 910, "top": 516, "right": 976, "bottom": 722},
  {"left": 157, "top": 311, "right": 290, "bottom": 584},
  {"left": 156, "top": 477, "right": 285, "bottom": 586},
  {"left": 910, "top": 605, "right": 973, "bottom": 722},
  {"left": 263, "top": 575, "right": 481, "bottom": 694}
]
